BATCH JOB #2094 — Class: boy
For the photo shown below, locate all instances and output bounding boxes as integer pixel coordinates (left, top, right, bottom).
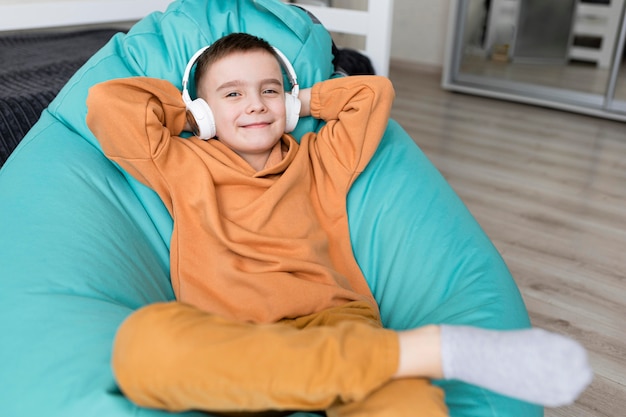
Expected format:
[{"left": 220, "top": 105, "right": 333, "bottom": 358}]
[{"left": 86, "top": 33, "right": 591, "bottom": 416}]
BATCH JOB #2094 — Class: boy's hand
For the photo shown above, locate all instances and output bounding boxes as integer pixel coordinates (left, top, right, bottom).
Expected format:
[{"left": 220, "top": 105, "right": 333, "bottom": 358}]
[{"left": 298, "top": 88, "right": 312, "bottom": 117}]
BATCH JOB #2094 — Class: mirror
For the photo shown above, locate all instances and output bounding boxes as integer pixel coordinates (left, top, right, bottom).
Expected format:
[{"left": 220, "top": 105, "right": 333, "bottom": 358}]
[{"left": 444, "top": 0, "right": 626, "bottom": 120}]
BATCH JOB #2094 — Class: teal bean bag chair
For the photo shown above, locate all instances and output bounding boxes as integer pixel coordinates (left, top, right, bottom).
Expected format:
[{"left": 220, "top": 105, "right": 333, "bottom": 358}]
[{"left": 0, "top": 1, "right": 542, "bottom": 416}]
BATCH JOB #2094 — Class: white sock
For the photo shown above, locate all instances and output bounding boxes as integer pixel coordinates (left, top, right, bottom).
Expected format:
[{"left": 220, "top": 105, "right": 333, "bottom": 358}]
[{"left": 440, "top": 326, "right": 593, "bottom": 407}]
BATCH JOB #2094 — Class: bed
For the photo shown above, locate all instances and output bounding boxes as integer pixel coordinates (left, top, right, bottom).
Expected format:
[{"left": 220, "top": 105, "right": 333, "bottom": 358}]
[{"left": 0, "top": 1, "right": 542, "bottom": 417}]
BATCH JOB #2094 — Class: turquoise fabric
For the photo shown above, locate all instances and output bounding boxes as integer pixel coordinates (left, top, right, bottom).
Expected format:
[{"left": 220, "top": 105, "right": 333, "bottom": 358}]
[{"left": 0, "top": 1, "right": 541, "bottom": 416}]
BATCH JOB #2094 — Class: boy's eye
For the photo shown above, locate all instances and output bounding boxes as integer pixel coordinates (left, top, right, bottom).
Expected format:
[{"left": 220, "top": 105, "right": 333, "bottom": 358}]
[
  {"left": 263, "top": 89, "right": 279, "bottom": 95},
  {"left": 226, "top": 92, "right": 240, "bottom": 97}
]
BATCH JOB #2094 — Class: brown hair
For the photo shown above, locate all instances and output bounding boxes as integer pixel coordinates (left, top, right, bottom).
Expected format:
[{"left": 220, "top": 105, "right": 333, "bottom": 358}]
[{"left": 194, "top": 33, "right": 282, "bottom": 92}]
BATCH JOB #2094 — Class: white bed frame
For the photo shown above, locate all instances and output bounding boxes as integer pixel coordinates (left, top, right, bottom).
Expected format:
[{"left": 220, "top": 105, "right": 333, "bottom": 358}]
[
  {"left": 282, "top": 1, "right": 394, "bottom": 76},
  {"left": 0, "top": 0, "right": 393, "bottom": 76}
]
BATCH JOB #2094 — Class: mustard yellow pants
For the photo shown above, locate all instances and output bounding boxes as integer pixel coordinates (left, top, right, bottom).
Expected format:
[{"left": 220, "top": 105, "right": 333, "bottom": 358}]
[{"left": 112, "top": 301, "right": 448, "bottom": 417}]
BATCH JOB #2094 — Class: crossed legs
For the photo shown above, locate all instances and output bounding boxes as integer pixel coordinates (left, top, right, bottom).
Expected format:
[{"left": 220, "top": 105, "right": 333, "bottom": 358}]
[
  {"left": 113, "top": 300, "right": 591, "bottom": 415},
  {"left": 112, "top": 301, "right": 447, "bottom": 416}
]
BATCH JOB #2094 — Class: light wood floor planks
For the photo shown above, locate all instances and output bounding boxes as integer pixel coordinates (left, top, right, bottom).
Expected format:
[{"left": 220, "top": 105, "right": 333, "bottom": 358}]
[{"left": 388, "top": 63, "right": 626, "bottom": 417}]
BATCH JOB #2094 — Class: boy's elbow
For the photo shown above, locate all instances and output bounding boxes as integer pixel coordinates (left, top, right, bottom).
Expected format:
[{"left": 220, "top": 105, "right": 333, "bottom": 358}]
[
  {"left": 370, "top": 76, "right": 395, "bottom": 104},
  {"left": 86, "top": 82, "right": 112, "bottom": 120},
  {"left": 380, "top": 76, "right": 395, "bottom": 100}
]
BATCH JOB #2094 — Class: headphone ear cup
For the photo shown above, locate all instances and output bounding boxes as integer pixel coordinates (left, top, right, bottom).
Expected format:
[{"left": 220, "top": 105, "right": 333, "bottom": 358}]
[
  {"left": 284, "top": 93, "right": 301, "bottom": 133},
  {"left": 185, "top": 98, "right": 216, "bottom": 140}
]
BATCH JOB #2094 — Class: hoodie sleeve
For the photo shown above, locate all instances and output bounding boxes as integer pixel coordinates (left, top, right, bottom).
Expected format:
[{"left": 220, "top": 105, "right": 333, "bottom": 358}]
[
  {"left": 86, "top": 77, "right": 188, "bottom": 211},
  {"left": 309, "top": 75, "right": 395, "bottom": 180}
]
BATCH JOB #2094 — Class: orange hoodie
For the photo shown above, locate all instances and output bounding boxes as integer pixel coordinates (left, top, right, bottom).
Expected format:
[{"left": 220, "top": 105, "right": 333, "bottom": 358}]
[{"left": 87, "top": 75, "right": 394, "bottom": 323}]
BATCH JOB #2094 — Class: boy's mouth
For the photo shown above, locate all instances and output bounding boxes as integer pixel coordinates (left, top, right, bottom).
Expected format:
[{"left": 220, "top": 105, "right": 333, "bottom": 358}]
[{"left": 241, "top": 122, "right": 271, "bottom": 129}]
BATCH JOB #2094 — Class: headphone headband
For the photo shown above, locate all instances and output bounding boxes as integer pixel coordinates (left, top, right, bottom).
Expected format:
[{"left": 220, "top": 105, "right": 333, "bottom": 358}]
[
  {"left": 181, "top": 45, "right": 210, "bottom": 103},
  {"left": 271, "top": 47, "right": 299, "bottom": 98}
]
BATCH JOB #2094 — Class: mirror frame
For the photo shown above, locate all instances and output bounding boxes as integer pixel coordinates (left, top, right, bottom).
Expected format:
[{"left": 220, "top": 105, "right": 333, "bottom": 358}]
[{"left": 442, "top": 0, "right": 626, "bottom": 122}]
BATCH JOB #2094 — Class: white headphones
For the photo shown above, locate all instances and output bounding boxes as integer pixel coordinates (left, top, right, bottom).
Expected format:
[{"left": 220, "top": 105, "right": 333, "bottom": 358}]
[{"left": 181, "top": 45, "right": 301, "bottom": 140}]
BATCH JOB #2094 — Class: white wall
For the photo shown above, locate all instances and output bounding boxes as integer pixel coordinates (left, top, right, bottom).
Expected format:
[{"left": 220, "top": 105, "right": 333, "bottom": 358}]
[
  {"left": 391, "top": 0, "right": 450, "bottom": 68},
  {"left": 326, "top": 0, "right": 452, "bottom": 68},
  {"left": 296, "top": 0, "right": 452, "bottom": 68}
]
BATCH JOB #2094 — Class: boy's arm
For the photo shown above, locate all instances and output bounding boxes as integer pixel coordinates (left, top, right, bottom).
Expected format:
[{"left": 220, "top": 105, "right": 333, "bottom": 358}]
[
  {"left": 298, "top": 88, "right": 312, "bottom": 117},
  {"left": 86, "top": 77, "right": 187, "bottom": 160},
  {"left": 86, "top": 77, "right": 188, "bottom": 210},
  {"left": 308, "top": 75, "right": 395, "bottom": 175}
]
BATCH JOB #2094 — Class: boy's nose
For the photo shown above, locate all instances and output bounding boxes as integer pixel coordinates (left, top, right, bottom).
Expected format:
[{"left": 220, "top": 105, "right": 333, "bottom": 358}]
[{"left": 246, "top": 94, "right": 266, "bottom": 113}]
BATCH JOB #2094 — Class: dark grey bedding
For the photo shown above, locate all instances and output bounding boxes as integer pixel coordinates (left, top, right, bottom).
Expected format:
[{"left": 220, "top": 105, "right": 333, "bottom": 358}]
[{"left": 0, "top": 28, "right": 122, "bottom": 166}]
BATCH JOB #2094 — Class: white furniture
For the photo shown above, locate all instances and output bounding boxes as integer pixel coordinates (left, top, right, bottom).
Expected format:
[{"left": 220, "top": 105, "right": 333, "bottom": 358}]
[
  {"left": 570, "top": 0, "right": 625, "bottom": 68},
  {"left": 284, "top": 0, "right": 394, "bottom": 77}
]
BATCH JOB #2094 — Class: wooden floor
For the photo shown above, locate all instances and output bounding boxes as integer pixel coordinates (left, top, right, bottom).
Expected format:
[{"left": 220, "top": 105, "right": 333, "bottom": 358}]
[{"left": 388, "top": 63, "right": 626, "bottom": 417}]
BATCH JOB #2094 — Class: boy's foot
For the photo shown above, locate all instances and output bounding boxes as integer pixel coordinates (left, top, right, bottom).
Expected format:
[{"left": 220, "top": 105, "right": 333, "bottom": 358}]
[{"left": 440, "top": 326, "right": 593, "bottom": 407}]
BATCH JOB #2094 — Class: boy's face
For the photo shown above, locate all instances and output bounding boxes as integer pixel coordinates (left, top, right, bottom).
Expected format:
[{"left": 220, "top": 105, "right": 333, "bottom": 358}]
[{"left": 198, "top": 50, "right": 287, "bottom": 169}]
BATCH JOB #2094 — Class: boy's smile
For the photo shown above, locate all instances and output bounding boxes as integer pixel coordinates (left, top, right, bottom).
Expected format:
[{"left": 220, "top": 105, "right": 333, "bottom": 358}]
[{"left": 198, "top": 50, "right": 287, "bottom": 171}]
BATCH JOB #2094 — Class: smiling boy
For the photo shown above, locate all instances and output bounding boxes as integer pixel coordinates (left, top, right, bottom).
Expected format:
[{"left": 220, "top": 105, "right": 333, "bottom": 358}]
[{"left": 86, "top": 33, "right": 591, "bottom": 416}]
